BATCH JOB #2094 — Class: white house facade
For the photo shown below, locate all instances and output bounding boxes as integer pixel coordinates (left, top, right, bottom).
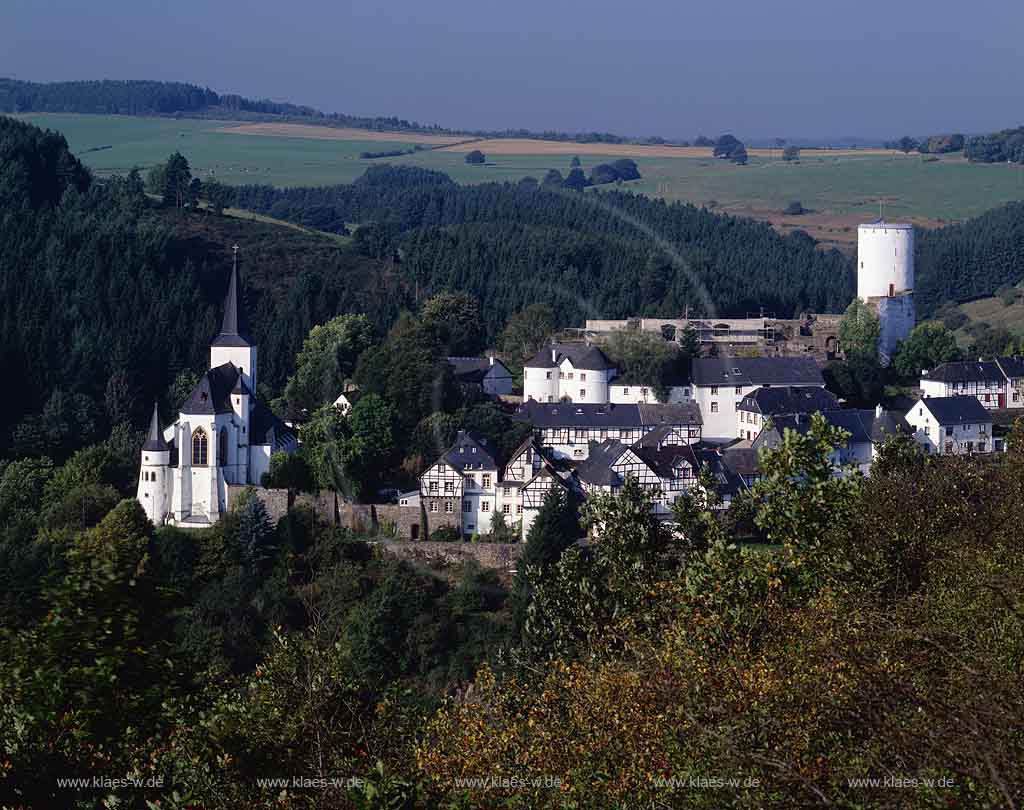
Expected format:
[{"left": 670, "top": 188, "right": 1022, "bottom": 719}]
[
  {"left": 447, "top": 356, "right": 514, "bottom": 397},
  {"left": 920, "top": 357, "right": 1024, "bottom": 410},
  {"left": 905, "top": 396, "right": 994, "bottom": 456},
  {"left": 523, "top": 343, "right": 617, "bottom": 403},
  {"left": 137, "top": 258, "right": 297, "bottom": 528},
  {"left": 691, "top": 357, "right": 826, "bottom": 441}
]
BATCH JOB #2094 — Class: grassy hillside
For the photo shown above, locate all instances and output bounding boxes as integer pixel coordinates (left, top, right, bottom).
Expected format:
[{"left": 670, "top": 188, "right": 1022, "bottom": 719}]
[{"left": 18, "top": 113, "right": 1024, "bottom": 228}]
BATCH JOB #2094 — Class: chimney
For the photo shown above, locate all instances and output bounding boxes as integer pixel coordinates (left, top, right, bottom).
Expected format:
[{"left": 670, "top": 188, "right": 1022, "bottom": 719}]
[
  {"left": 489, "top": 355, "right": 495, "bottom": 367},
  {"left": 875, "top": 403, "right": 883, "bottom": 418},
  {"left": 551, "top": 347, "right": 557, "bottom": 363}
]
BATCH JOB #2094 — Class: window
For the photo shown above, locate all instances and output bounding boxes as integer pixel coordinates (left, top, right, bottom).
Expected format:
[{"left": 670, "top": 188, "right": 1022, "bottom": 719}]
[
  {"left": 710, "top": 386, "right": 719, "bottom": 395},
  {"left": 516, "top": 505, "right": 523, "bottom": 515},
  {"left": 735, "top": 386, "right": 742, "bottom": 395},
  {"left": 568, "top": 372, "right": 574, "bottom": 380},
  {"left": 580, "top": 373, "right": 586, "bottom": 381},
  {"left": 444, "top": 481, "right": 453, "bottom": 494},
  {"left": 559, "top": 372, "right": 565, "bottom": 379},
  {"left": 463, "top": 500, "right": 472, "bottom": 512},
  {"left": 546, "top": 371, "right": 552, "bottom": 379},
  {"left": 430, "top": 501, "right": 438, "bottom": 513},
  {"left": 711, "top": 402, "right": 718, "bottom": 413},
  {"left": 978, "top": 442, "right": 987, "bottom": 452},
  {"left": 622, "top": 387, "right": 629, "bottom": 395},
  {"left": 580, "top": 389, "right": 586, "bottom": 399},
  {"left": 945, "top": 427, "right": 954, "bottom": 437},
  {"left": 481, "top": 501, "right": 490, "bottom": 512},
  {"left": 191, "top": 428, "right": 208, "bottom": 466},
  {"left": 573, "top": 449, "right": 584, "bottom": 458},
  {"left": 502, "top": 504, "right": 511, "bottom": 514},
  {"left": 444, "top": 501, "right": 453, "bottom": 513},
  {"left": 641, "top": 387, "right": 648, "bottom": 396},
  {"left": 688, "top": 428, "right": 699, "bottom": 438},
  {"left": 464, "top": 475, "right": 475, "bottom": 488},
  {"left": 429, "top": 481, "right": 438, "bottom": 493},
  {"left": 471, "top": 447, "right": 477, "bottom": 454},
  {"left": 482, "top": 474, "right": 492, "bottom": 488}
]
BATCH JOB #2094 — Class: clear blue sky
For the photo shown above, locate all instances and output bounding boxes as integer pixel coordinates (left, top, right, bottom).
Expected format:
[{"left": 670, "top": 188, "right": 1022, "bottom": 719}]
[{"left": 5, "top": 0, "right": 1021, "bottom": 139}]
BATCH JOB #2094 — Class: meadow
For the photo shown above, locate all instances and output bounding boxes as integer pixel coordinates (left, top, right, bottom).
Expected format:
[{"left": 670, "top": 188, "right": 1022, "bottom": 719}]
[{"left": 19, "top": 113, "right": 1024, "bottom": 231}]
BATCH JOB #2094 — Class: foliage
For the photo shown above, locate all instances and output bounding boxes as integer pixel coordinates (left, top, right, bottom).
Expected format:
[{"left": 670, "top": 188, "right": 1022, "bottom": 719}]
[
  {"left": 838, "top": 296, "right": 881, "bottom": 359},
  {"left": 498, "top": 303, "right": 554, "bottom": 366},
  {"left": 261, "top": 448, "right": 315, "bottom": 492},
  {"left": 892, "top": 321, "right": 962, "bottom": 379},
  {"left": 282, "top": 313, "right": 375, "bottom": 418},
  {"left": 421, "top": 291, "right": 485, "bottom": 355},
  {"left": 783, "top": 200, "right": 805, "bottom": 215},
  {"left": 562, "top": 167, "right": 588, "bottom": 191},
  {"left": 464, "top": 150, "right": 485, "bottom": 165},
  {"left": 601, "top": 325, "right": 690, "bottom": 400},
  {"left": 782, "top": 145, "right": 800, "bottom": 161},
  {"left": 965, "top": 125, "right": 1024, "bottom": 164}
]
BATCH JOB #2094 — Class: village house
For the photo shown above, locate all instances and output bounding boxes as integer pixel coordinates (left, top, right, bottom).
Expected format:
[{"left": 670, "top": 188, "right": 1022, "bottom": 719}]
[
  {"left": 447, "top": 355, "right": 514, "bottom": 397},
  {"left": 752, "top": 406, "right": 910, "bottom": 475},
  {"left": 905, "top": 396, "right": 995, "bottom": 455},
  {"left": 522, "top": 342, "right": 618, "bottom": 403},
  {"left": 417, "top": 431, "right": 566, "bottom": 540},
  {"left": 920, "top": 361, "right": 1010, "bottom": 409},
  {"left": 514, "top": 401, "right": 703, "bottom": 460},
  {"left": 735, "top": 386, "right": 840, "bottom": 441},
  {"left": 691, "top": 357, "right": 826, "bottom": 441}
]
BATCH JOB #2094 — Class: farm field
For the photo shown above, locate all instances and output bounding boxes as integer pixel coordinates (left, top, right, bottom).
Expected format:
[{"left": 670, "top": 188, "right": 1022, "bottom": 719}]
[{"left": 17, "top": 114, "right": 1024, "bottom": 236}]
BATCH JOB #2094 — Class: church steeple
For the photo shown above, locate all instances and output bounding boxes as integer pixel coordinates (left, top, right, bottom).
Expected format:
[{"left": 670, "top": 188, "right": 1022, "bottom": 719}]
[
  {"left": 210, "top": 244, "right": 259, "bottom": 393},
  {"left": 142, "top": 401, "right": 168, "bottom": 451},
  {"left": 212, "top": 244, "right": 252, "bottom": 348}
]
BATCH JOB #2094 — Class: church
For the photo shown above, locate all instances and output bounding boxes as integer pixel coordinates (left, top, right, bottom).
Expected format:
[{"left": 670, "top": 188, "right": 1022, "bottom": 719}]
[{"left": 136, "top": 252, "right": 297, "bottom": 528}]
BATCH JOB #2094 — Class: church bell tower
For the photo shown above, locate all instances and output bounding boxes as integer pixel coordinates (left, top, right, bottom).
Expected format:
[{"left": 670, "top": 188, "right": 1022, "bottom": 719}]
[{"left": 210, "top": 244, "right": 258, "bottom": 392}]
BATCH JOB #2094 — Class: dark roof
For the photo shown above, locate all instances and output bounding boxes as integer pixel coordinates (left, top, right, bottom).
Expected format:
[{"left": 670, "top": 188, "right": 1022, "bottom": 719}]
[
  {"left": 633, "top": 443, "right": 698, "bottom": 480},
  {"left": 515, "top": 401, "right": 702, "bottom": 430},
  {"left": 442, "top": 430, "right": 500, "bottom": 472},
  {"left": 920, "top": 396, "right": 993, "bottom": 425},
  {"left": 637, "top": 402, "right": 702, "bottom": 426},
  {"left": 142, "top": 401, "right": 168, "bottom": 451},
  {"left": 636, "top": 424, "right": 695, "bottom": 448},
  {"left": 738, "top": 386, "right": 839, "bottom": 415},
  {"left": 720, "top": 447, "right": 761, "bottom": 477},
  {"left": 181, "top": 362, "right": 240, "bottom": 415},
  {"left": 524, "top": 342, "right": 615, "bottom": 371},
  {"left": 757, "top": 408, "right": 912, "bottom": 447},
  {"left": 692, "top": 357, "right": 823, "bottom": 387},
  {"left": 211, "top": 260, "right": 253, "bottom": 348},
  {"left": 922, "top": 361, "right": 1003, "bottom": 384},
  {"left": 250, "top": 399, "right": 297, "bottom": 449},
  {"left": 574, "top": 440, "right": 630, "bottom": 486},
  {"left": 996, "top": 356, "right": 1024, "bottom": 379},
  {"left": 516, "top": 402, "right": 645, "bottom": 429},
  {"left": 693, "top": 448, "right": 748, "bottom": 497},
  {"left": 446, "top": 356, "right": 510, "bottom": 383}
]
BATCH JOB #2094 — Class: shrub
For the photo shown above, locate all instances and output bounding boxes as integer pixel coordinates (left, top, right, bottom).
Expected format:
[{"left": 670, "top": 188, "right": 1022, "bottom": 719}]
[
  {"left": 464, "top": 150, "right": 485, "bottom": 165},
  {"left": 784, "top": 201, "right": 805, "bottom": 215}
]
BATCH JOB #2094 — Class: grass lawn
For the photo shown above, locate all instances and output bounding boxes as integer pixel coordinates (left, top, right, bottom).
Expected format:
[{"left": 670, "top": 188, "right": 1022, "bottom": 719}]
[{"left": 17, "top": 113, "right": 1024, "bottom": 223}]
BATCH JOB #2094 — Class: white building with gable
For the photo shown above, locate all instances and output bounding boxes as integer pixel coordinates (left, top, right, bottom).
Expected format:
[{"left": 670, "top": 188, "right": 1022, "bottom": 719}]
[
  {"left": 136, "top": 253, "right": 297, "bottom": 528},
  {"left": 523, "top": 343, "right": 617, "bottom": 403},
  {"left": 905, "top": 396, "right": 994, "bottom": 455}
]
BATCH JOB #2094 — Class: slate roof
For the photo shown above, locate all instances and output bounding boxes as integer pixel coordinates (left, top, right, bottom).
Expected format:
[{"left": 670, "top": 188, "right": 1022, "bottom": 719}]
[
  {"left": 515, "top": 401, "right": 702, "bottom": 430},
  {"left": 211, "top": 261, "right": 253, "bottom": 348},
  {"left": 692, "top": 357, "right": 823, "bottom": 387},
  {"left": 922, "top": 361, "right": 1003, "bottom": 384},
  {"left": 737, "top": 386, "right": 839, "bottom": 415},
  {"left": 574, "top": 440, "right": 631, "bottom": 486},
  {"left": 757, "top": 408, "right": 912, "bottom": 447},
  {"left": 634, "top": 443, "right": 699, "bottom": 480},
  {"left": 693, "top": 448, "right": 748, "bottom": 497},
  {"left": 995, "top": 356, "right": 1024, "bottom": 379},
  {"left": 637, "top": 402, "right": 702, "bottom": 426},
  {"left": 524, "top": 342, "right": 615, "bottom": 371},
  {"left": 142, "top": 401, "right": 169, "bottom": 452},
  {"left": 251, "top": 399, "right": 297, "bottom": 449},
  {"left": 181, "top": 363, "right": 241, "bottom": 415},
  {"left": 442, "top": 430, "right": 500, "bottom": 472},
  {"left": 720, "top": 447, "right": 761, "bottom": 478},
  {"left": 447, "top": 356, "right": 511, "bottom": 384},
  {"left": 920, "top": 396, "right": 993, "bottom": 425},
  {"left": 636, "top": 424, "right": 695, "bottom": 449}
]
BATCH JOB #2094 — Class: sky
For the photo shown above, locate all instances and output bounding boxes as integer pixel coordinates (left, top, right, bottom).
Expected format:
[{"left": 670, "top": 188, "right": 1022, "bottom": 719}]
[{"left": 4, "top": 0, "right": 1022, "bottom": 140}]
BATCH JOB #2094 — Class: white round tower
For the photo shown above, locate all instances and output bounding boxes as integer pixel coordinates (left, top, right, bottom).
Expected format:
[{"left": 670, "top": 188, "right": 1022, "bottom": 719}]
[
  {"left": 857, "top": 221, "right": 915, "bottom": 362},
  {"left": 857, "top": 222, "right": 914, "bottom": 300},
  {"left": 137, "top": 402, "right": 171, "bottom": 525}
]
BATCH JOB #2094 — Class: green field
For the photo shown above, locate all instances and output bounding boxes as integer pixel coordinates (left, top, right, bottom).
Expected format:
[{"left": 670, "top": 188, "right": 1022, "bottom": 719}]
[{"left": 17, "top": 113, "right": 1024, "bottom": 223}]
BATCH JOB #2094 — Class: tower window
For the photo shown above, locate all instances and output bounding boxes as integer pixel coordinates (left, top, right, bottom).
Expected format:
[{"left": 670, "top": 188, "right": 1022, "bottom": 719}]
[
  {"left": 192, "top": 428, "right": 209, "bottom": 466},
  {"left": 219, "top": 428, "right": 228, "bottom": 466}
]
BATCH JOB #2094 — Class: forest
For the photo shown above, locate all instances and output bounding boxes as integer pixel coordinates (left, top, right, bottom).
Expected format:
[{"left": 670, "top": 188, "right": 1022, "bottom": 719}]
[{"left": 964, "top": 125, "right": 1024, "bottom": 164}]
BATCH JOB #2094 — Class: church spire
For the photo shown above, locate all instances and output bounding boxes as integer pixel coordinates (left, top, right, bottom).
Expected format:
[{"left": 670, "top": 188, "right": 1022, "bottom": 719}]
[
  {"left": 142, "top": 401, "right": 168, "bottom": 451},
  {"left": 212, "top": 244, "right": 252, "bottom": 347}
]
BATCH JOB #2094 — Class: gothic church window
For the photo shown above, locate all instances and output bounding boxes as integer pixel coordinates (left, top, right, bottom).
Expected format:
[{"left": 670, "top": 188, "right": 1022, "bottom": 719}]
[{"left": 192, "top": 428, "right": 209, "bottom": 466}]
